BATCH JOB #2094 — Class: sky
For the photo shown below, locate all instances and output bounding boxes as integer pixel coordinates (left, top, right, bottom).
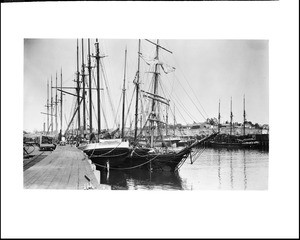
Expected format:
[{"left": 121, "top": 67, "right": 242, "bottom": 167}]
[{"left": 24, "top": 39, "right": 269, "bottom": 133}]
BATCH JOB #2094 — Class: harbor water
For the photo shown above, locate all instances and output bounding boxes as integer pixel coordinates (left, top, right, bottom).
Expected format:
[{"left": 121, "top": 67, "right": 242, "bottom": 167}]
[{"left": 98, "top": 148, "right": 269, "bottom": 190}]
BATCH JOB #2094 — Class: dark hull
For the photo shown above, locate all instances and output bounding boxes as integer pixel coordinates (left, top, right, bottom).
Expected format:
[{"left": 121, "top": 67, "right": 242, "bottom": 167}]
[
  {"left": 208, "top": 141, "right": 260, "bottom": 149},
  {"left": 123, "top": 148, "right": 191, "bottom": 172},
  {"left": 122, "top": 133, "right": 218, "bottom": 172},
  {"left": 99, "top": 169, "right": 183, "bottom": 190},
  {"left": 84, "top": 147, "right": 130, "bottom": 169}
]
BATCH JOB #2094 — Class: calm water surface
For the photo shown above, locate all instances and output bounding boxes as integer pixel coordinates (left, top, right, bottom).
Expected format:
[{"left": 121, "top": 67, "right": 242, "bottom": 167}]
[{"left": 99, "top": 148, "right": 269, "bottom": 190}]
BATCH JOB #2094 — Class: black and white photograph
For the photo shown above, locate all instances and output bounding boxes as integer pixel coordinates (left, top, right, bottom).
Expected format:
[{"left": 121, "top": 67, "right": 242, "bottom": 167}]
[
  {"left": 23, "top": 39, "right": 269, "bottom": 190},
  {"left": 1, "top": 1, "right": 299, "bottom": 238}
]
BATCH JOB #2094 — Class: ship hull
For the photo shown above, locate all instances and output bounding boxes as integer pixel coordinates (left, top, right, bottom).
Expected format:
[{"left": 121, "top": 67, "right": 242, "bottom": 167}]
[
  {"left": 208, "top": 141, "right": 260, "bottom": 149},
  {"left": 124, "top": 148, "right": 191, "bottom": 172},
  {"left": 82, "top": 139, "right": 130, "bottom": 169}
]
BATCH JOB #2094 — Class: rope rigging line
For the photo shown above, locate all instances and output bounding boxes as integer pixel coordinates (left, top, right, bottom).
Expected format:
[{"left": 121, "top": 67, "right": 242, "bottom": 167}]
[
  {"left": 100, "top": 97, "right": 109, "bottom": 130},
  {"left": 99, "top": 59, "right": 118, "bottom": 128},
  {"left": 87, "top": 139, "right": 123, "bottom": 159},
  {"left": 64, "top": 114, "right": 69, "bottom": 128},
  {"left": 65, "top": 98, "right": 77, "bottom": 134},
  {"left": 92, "top": 154, "right": 161, "bottom": 170},
  {"left": 91, "top": 99, "right": 98, "bottom": 125},
  {"left": 124, "top": 86, "right": 135, "bottom": 129},
  {"left": 167, "top": 93, "right": 191, "bottom": 124},
  {"left": 139, "top": 90, "right": 149, "bottom": 133},
  {"left": 90, "top": 47, "right": 117, "bottom": 130},
  {"left": 177, "top": 71, "right": 209, "bottom": 119},
  {"left": 158, "top": 48, "right": 207, "bottom": 122},
  {"left": 173, "top": 74, "right": 207, "bottom": 121},
  {"left": 189, "top": 147, "right": 206, "bottom": 165},
  {"left": 91, "top": 66, "right": 99, "bottom": 125},
  {"left": 158, "top": 75, "right": 195, "bottom": 124},
  {"left": 163, "top": 41, "right": 209, "bottom": 119},
  {"left": 115, "top": 93, "right": 123, "bottom": 127},
  {"left": 133, "top": 118, "right": 151, "bottom": 144},
  {"left": 124, "top": 118, "right": 135, "bottom": 137},
  {"left": 175, "top": 156, "right": 189, "bottom": 172}
]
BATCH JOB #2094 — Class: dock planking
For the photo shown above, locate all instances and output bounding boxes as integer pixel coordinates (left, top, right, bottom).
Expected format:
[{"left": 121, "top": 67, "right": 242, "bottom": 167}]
[{"left": 23, "top": 145, "right": 102, "bottom": 189}]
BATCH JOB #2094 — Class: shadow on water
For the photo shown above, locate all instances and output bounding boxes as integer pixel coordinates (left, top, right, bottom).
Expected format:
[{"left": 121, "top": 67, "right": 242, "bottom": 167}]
[
  {"left": 98, "top": 168, "right": 184, "bottom": 190},
  {"left": 95, "top": 147, "right": 268, "bottom": 190}
]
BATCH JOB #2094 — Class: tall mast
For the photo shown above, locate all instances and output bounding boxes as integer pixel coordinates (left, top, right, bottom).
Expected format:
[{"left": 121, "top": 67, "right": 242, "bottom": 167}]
[
  {"left": 230, "top": 97, "right": 233, "bottom": 136},
  {"left": 243, "top": 94, "right": 246, "bottom": 136},
  {"left": 51, "top": 75, "right": 53, "bottom": 134},
  {"left": 150, "top": 39, "right": 160, "bottom": 148},
  {"left": 218, "top": 99, "right": 221, "bottom": 132},
  {"left": 134, "top": 39, "right": 141, "bottom": 142},
  {"left": 47, "top": 79, "right": 49, "bottom": 133},
  {"left": 60, "top": 68, "right": 63, "bottom": 135},
  {"left": 140, "top": 115, "right": 143, "bottom": 136},
  {"left": 88, "top": 39, "right": 93, "bottom": 134},
  {"left": 81, "top": 39, "right": 86, "bottom": 134},
  {"left": 173, "top": 104, "right": 176, "bottom": 136},
  {"left": 166, "top": 105, "right": 169, "bottom": 136},
  {"left": 55, "top": 72, "right": 58, "bottom": 134},
  {"left": 121, "top": 47, "right": 127, "bottom": 140},
  {"left": 95, "top": 39, "right": 101, "bottom": 136},
  {"left": 76, "top": 39, "right": 81, "bottom": 136}
]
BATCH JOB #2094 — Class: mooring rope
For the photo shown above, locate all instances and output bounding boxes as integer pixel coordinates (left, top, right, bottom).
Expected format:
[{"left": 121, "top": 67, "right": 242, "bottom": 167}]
[
  {"left": 92, "top": 154, "right": 160, "bottom": 170},
  {"left": 90, "top": 151, "right": 129, "bottom": 158},
  {"left": 88, "top": 140, "right": 123, "bottom": 158}
]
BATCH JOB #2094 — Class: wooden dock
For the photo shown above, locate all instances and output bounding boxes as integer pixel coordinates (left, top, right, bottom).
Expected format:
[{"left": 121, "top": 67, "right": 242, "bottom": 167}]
[{"left": 23, "top": 145, "right": 106, "bottom": 190}]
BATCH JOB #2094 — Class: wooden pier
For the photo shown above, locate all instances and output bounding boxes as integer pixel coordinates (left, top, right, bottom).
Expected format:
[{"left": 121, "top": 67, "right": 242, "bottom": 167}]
[{"left": 23, "top": 145, "right": 107, "bottom": 189}]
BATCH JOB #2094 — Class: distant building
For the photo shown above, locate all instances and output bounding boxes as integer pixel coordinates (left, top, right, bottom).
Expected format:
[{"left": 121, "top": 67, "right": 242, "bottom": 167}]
[{"left": 262, "top": 124, "right": 269, "bottom": 130}]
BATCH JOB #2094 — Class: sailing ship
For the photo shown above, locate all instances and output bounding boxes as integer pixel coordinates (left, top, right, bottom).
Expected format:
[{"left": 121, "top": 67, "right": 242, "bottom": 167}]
[
  {"left": 59, "top": 39, "right": 130, "bottom": 169},
  {"left": 83, "top": 39, "right": 131, "bottom": 169},
  {"left": 119, "top": 39, "right": 217, "bottom": 172},
  {"left": 81, "top": 44, "right": 132, "bottom": 169},
  {"left": 208, "top": 96, "right": 260, "bottom": 149},
  {"left": 65, "top": 38, "right": 216, "bottom": 171}
]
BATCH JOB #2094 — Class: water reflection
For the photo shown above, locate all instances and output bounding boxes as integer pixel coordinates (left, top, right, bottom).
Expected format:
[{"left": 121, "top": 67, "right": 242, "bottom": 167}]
[
  {"left": 243, "top": 150, "right": 247, "bottom": 190},
  {"left": 99, "top": 168, "right": 183, "bottom": 190},
  {"left": 96, "top": 148, "right": 268, "bottom": 190},
  {"left": 214, "top": 149, "right": 249, "bottom": 190},
  {"left": 180, "top": 148, "right": 268, "bottom": 190},
  {"left": 217, "top": 150, "right": 221, "bottom": 189},
  {"left": 230, "top": 151, "right": 233, "bottom": 189}
]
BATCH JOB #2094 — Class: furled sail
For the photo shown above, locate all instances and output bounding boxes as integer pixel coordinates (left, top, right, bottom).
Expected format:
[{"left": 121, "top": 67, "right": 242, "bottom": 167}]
[
  {"left": 139, "top": 53, "right": 175, "bottom": 74},
  {"left": 141, "top": 90, "right": 170, "bottom": 106},
  {"left": 161, "top": 63, "right": 176, "bottom": 74}
]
